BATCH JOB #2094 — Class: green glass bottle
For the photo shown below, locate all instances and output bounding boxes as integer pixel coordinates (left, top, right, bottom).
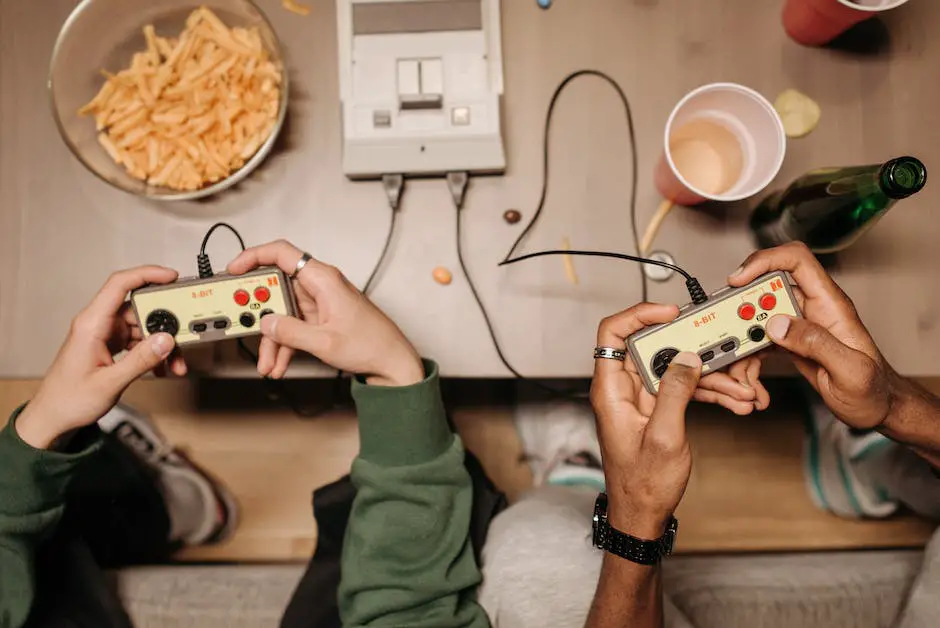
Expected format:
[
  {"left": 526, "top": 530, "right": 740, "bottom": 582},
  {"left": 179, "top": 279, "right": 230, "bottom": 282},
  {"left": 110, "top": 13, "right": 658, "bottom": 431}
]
[{"left": 750, "top": 156, "right": 927, "bottom": 253}]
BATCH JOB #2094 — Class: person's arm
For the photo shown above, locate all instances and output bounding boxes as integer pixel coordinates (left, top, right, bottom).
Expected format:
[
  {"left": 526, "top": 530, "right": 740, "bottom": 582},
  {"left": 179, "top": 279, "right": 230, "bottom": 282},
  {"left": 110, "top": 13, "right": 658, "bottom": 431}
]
[
  {"left": 224, "top": 240, "right": 490, "bottom": 627},
  {"left": 337, "top": 360, "right": 488, "bottom": 628},
  {"left": 0, "top": 266, "right": 182, "bottom": 627},
  {"left": 586, "top": 556, "right": 662, "bottom": 628},
  {"left": 728, "top": 242, "right": 940, "bottom": 460},
  {"left": 0, "top": 409, "right": 102, "bottom": 628},
  {"left": 586, "top": 305, "right": 705, "bottom": 628}
]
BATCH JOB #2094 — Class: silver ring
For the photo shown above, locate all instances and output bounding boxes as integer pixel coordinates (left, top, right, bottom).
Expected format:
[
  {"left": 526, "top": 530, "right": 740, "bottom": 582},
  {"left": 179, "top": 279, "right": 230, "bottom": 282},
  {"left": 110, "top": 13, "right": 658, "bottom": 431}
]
[
  {"left": 291, "top": 252, "right": 313, "bottom": 279},
  {"left": 593, "top": 347, "right": 626, "bottom": 362}
]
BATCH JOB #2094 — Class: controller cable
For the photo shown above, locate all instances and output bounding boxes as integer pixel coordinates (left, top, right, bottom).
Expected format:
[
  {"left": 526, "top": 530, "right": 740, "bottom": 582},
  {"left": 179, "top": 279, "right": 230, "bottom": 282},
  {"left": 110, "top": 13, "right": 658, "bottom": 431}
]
[{"left": 448, "top": 69, "right": 707, "bottom": 398}]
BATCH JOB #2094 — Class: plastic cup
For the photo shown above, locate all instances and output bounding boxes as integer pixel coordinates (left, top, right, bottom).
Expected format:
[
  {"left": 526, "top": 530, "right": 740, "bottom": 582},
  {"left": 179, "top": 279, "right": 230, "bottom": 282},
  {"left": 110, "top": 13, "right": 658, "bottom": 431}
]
[
  {"left": 782, "top": 0, "right": 912, "bottom": 47},
  {"left": 654, "top": 83, "right": 786, "bottom": 207}
]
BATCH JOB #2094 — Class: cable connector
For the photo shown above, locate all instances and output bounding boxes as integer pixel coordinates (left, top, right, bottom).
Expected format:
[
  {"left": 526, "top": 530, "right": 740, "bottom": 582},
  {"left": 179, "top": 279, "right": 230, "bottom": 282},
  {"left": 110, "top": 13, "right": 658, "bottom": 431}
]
[
  {"left": 446, "top": 171, "right": 469, "bottom": 210},
  {"left": 685, "top": 277, "right": 708, "bottom": 305},
  {"left": 197, "top": 253, "right": 214, "bottom": 278},
  {"left": 382, "top": 173, "right": 404, "bottom": 210}
]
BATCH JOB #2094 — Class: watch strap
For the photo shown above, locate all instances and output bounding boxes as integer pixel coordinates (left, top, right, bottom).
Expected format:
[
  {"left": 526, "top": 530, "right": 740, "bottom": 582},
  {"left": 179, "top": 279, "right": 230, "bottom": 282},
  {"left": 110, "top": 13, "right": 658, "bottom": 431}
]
[{"left": 592, "top": 493, "right": 678, "bottom": 565}]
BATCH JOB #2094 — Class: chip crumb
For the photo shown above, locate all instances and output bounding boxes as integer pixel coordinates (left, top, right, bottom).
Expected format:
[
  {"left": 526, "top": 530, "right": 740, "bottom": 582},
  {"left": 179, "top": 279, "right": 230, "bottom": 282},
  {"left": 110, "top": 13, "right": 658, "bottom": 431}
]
[
  {"left": 432, "top": 267, "right": 453, "bottom": 285},
  {"left": 774, "top": 89, "right": 821, "bottom": 139}
]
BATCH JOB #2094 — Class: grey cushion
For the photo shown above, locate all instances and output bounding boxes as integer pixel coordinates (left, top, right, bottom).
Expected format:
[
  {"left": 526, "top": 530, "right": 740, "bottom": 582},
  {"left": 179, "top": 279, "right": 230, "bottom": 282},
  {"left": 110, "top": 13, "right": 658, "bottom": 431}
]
[
  {"left": 664, "top": 551, "right": 923, "bottom": 628},
  {"left": 114, "top": 565, "right": 304, "bottom": 628}
]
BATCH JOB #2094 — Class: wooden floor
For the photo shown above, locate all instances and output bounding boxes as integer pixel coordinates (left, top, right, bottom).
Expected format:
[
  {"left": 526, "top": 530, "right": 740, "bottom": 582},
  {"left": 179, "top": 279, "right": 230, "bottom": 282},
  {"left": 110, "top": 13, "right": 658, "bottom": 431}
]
[{"left": 0, "top": 378, "right": 935, "bottom": 562}]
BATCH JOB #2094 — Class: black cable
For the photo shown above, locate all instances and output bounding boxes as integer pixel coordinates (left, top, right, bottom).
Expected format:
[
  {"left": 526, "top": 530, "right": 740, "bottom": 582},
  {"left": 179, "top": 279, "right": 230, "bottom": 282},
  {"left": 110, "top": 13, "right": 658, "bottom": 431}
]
[
  {"left": 500, "top": 249, "right": 693, "bottom": 281},
  {"left": 501, "top": 69, "right": 648, "bottom": 302},
  {"left": 198, "top": 222, "right": 246, "bottom": 278},
  {"left": 362, "top": 208, "right": 399, "bottom": 295}
]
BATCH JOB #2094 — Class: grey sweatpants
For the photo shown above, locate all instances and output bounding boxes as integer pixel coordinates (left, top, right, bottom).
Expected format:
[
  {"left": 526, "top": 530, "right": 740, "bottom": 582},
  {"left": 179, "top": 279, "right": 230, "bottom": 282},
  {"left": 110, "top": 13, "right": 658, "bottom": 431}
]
[
  {"left": 478, "top": 485, "right": 933, "bottom": 628},
  {"left": 478, "top": 486, "right": 694, "bottom": 628}
]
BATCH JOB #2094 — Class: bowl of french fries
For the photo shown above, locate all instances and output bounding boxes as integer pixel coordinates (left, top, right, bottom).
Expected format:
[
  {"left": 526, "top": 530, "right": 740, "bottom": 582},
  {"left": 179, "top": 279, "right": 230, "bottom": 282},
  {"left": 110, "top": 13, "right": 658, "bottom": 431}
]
[{"left": 49, "top": 0, "right": 288, "bottom": 200}]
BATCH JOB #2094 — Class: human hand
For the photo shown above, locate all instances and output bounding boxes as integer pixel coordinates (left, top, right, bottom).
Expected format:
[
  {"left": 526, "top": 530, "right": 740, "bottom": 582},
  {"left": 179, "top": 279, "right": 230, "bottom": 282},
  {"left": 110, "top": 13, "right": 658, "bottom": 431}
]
[
  {"left": 16, "top": 267, "right": 185, "bottom": 450},
  {"left": 590, "top": 303, "right": 703, "bottom": 539},
  {"left": 226, "top": 240, "right": 424, "bottom": 386},
  {"left": 728, "top": 242, "right": 895, "bottom": 429}
]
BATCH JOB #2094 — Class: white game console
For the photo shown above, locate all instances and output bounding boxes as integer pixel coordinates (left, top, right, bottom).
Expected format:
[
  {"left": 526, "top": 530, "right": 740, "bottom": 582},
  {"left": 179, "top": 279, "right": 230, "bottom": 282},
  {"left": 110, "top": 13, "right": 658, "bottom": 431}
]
[{"left": 336, "top": 0, "right": 506, "bottom": 178}]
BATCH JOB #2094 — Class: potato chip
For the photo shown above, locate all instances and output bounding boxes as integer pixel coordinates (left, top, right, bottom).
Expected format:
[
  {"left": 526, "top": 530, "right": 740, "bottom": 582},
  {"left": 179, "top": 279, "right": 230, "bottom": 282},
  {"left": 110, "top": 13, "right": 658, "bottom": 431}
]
[{"left": 775, "top": 89, "right": 821, "bottom": 139}]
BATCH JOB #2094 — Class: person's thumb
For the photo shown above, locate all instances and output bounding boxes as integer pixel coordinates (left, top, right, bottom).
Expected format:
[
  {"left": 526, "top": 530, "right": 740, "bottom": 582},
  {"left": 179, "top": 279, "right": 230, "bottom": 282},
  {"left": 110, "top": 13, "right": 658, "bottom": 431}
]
[
  {"left": 102, "top": 333, "right": 175, "bottom": 392},
  {"left": 260, "top": 314, "right": 332, "bottom": 357},
  {"left": 765, "top": 315, "right": 860, "bottom": 377},
  {"left": 648, "top": 352, "right": 701, "bottom": 446}
]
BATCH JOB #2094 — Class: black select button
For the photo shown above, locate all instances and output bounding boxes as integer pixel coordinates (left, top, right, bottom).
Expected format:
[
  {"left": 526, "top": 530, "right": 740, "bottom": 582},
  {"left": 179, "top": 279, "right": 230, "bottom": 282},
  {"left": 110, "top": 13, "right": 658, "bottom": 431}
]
[
  {"left": 192, "top": 322, "right": 208, "bottom": 333},
  {"left": 700, "top": 350, "right": 715, "bottom": 363}
]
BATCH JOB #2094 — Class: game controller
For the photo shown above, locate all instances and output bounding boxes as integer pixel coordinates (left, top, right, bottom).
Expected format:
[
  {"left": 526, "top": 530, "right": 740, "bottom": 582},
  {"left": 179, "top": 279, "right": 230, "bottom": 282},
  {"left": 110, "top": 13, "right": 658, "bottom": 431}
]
[
  {"left": 627, "top": 271, "right": 801, "bottom": 394},
  {"left": 131, "top": 266, "right": 297, "bottom": 347}
]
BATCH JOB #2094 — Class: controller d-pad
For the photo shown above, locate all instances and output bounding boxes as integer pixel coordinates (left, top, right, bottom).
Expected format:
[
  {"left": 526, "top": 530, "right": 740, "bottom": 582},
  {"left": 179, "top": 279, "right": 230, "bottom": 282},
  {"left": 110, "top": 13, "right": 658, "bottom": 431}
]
[
  {"left": 652, "top": 348, "right": 680, "bottom": 379},
  {"left": 145, "top": 309, "right": 180, "bottom": 337}
]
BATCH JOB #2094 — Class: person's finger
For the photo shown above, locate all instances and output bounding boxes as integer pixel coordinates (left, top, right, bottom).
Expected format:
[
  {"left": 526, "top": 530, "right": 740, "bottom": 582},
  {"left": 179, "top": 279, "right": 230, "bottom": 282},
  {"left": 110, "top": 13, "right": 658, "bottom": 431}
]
[
  {"left": 765, "top": 314, "right": 866, "bottom": 380},
  {"left": 98, "top": 333, "right": 175, "bottom": 392},
  {"left": 698, "top": 372, "right": 756, "bottom": 401},
  {"left": 227, "top": 240, "right": 319, "bottom": 278},
  {"left": 85, "top": 267, "right": 179, "bottom": 321},
  {"left": 594, "top": 303, "right": 680, "bottom": 378},
  {"left": 257, "top": 336, "right": 278, "bottom": 377},
  {"left": 270, "top": 346, "right": 294, "bottom": 379},
  {"left": 646, "top": 352, "right": 701, "bottom": 446},
  {"left": 121, "top": 302, "right": 139, "bottom": 328},
  {"left": 727, "top": 242, "right": 844, "bottom": 303},
  {"left": 745, "top": 357, "right": 771, "bottom": 410},
  {"left": 693, "top": 389, "right": 756, "bottom": 416},
  {"left": 260, "top": 314, "right": 333, "bottom": 358},
  {"left": 168, "top": 353, "right": 188, "bottom": 377}
]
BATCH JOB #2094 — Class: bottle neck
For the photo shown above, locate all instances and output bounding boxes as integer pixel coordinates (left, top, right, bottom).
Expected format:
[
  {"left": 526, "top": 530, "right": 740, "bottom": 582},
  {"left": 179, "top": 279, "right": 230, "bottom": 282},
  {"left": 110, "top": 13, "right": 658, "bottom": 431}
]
[{"left": 879, "top": 157, "right": 928, "bottom": 200}]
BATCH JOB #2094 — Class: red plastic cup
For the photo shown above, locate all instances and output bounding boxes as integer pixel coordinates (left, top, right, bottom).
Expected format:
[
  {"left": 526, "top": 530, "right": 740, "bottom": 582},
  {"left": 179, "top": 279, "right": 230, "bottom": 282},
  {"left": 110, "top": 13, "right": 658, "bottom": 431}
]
[{"left": 783, "top": 0, "right": 911, "bottom": 47}]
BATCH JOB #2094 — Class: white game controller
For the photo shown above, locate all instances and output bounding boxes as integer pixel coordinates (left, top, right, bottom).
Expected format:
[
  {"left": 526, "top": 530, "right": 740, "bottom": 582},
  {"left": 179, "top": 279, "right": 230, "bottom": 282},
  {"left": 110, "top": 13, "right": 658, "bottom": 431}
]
[
  {"left": 628, "top": 271, "right": 802, "bottom": 394},
  {"left": 131, "top": 266, "right": 297, "bottom": 347}
]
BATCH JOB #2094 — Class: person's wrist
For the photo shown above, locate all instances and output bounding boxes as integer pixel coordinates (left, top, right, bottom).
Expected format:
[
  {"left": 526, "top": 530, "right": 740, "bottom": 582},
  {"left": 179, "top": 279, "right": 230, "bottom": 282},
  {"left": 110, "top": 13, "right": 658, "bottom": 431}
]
[
  {"left": 14, "top": 404, "right": 68, "bottom": 450},
  {"left": 365, "top": 349, "right": 424, "bottom": 387}
]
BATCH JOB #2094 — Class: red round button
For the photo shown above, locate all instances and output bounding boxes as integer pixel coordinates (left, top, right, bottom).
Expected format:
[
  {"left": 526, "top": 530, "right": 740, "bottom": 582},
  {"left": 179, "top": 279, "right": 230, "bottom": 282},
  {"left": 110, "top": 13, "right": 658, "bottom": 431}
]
[
  {"left": 254, "top": 286, "right": 271, "bottom": 303},
  {"left": 738, "top": 303, "right": 756, "bottom": 320},
  {"left": 234, "top": 289, "right": 250, "bottom": 306},
  {"left": 759, "top": 293, "right": 777, "bottom": 311}
]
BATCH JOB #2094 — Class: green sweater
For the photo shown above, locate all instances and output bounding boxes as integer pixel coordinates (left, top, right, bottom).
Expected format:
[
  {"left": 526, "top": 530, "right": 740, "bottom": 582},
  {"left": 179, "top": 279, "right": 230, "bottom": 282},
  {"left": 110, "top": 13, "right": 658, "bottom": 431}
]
[{"left": 0, "top": 360, "right": 490, "bottom": 628}]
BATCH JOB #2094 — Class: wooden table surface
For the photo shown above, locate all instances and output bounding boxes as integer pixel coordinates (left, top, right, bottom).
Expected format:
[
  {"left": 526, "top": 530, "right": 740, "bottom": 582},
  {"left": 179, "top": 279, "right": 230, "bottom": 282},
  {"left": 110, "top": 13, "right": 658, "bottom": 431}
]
[{"left": 2, "top": 0, "right": 939, "bottom": 378}]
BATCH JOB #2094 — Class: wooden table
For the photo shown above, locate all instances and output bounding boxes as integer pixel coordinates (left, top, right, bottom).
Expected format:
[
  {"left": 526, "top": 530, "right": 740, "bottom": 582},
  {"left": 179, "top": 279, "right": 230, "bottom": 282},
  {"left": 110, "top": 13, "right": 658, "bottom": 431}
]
[{"left": 2, "top": 0, "right": 939, "bottom": 378}]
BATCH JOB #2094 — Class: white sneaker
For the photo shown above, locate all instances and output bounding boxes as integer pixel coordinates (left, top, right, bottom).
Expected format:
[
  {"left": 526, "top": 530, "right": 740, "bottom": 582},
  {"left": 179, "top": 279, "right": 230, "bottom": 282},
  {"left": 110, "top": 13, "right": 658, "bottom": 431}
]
[
  {"left": 513, "top": 401, "right": 605, "bottom": 492},
  {"left": 98, "top": 403, "right": 239, "bottom": 546},
  {"left": 801, "top": 384, "right": 898, "bottom": 519}
]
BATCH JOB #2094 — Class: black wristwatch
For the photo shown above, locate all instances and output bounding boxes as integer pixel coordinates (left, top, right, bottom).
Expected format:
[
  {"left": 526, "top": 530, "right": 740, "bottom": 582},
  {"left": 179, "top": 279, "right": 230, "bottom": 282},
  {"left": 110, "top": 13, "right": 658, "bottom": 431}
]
[{"left": 592, "top": 493, "right": 678, "bottom": 565}]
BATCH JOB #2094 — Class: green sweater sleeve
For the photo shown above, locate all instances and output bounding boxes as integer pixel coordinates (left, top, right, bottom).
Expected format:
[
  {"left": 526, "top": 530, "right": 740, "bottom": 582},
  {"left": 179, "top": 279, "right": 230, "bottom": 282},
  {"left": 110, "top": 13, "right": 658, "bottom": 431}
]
[
  {"left": 0, "top": 408, "right": 101, "bottom": 628},
  {"left": 338, "top": 360, "right": 490, "bottom": 628}
]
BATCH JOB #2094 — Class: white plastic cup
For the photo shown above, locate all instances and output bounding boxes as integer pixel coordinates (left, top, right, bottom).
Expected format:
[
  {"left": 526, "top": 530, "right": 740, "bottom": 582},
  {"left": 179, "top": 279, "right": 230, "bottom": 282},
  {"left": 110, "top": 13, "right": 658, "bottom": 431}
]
[{"left": 654, "top": 83, "right": 786, "bottom": 206}]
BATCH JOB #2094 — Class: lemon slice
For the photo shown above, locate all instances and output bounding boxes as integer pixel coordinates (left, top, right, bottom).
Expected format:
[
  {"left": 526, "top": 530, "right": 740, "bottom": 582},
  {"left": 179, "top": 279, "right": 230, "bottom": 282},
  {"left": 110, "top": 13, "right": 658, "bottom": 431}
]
[{"left": 775, "top": 89, "right": 821, "bottom": 139}]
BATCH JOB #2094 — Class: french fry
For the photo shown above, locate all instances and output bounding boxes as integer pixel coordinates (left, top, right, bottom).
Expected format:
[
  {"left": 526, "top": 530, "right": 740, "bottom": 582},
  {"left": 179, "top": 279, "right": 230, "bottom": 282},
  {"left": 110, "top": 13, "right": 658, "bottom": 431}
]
[{"left": 78, "top": 8, "right": 280, "bottom": 191}]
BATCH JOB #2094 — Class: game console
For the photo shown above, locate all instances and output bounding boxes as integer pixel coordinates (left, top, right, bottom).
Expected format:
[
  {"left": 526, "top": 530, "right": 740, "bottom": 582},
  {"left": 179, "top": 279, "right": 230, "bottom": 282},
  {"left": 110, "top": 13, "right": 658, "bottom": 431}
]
[
  {"left": 130, "top": 266, "right": 297, "bottom": 347},
  {"left": 628, "top": 271, "right": 801, "bottom": 394}
]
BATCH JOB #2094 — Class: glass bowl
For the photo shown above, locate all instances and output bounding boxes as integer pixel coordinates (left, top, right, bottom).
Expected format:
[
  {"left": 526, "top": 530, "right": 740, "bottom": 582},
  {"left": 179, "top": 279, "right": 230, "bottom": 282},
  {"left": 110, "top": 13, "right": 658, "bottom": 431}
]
[{"left": 48, "top": 0, "right": 288, "bottom": 201}]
